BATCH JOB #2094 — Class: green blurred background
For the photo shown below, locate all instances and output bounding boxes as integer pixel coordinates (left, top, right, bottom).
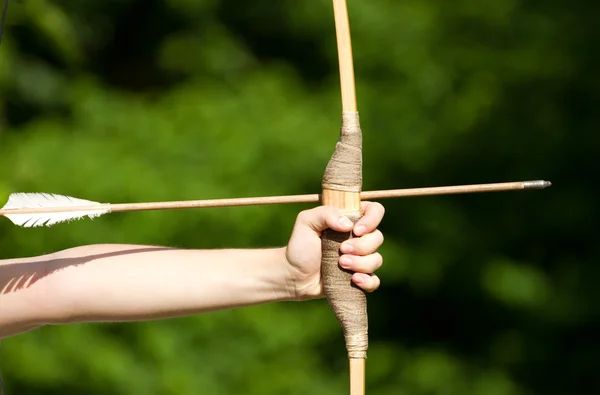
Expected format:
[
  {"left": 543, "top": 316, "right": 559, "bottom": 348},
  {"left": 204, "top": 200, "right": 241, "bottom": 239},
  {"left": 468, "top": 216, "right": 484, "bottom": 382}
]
[{"left": 0, "top": 0, "right": 597, "bottom": 394}]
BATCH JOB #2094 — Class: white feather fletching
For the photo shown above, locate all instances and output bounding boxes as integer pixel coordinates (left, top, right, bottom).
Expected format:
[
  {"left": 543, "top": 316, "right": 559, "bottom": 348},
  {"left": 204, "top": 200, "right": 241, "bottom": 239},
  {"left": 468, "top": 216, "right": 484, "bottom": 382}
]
[{"left": 2, "top": 193, "right": 110, "bottom": 228}]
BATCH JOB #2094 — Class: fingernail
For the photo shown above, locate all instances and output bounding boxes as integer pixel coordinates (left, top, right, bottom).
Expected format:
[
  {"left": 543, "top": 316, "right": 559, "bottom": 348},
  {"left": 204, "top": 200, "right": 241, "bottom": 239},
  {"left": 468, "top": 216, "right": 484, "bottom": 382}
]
[
  {"left": 354, "top": 225, "right": 366, "bottom": 235},
  {"left": 339, "top": 217, "right": 353, "bottom": 227},
  {"left": 340, "top": 243, "right": 354, "bottom": 253},
  {"left": 339, "top": 256, "right": 352, "bottom": 268}
]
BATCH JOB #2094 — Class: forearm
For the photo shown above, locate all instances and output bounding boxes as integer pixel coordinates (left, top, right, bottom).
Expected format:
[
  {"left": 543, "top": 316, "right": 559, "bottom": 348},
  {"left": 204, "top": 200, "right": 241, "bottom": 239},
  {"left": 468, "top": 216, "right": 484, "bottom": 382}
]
[{"left": 0, "top": 244, "right": 294, "bottom": 338}]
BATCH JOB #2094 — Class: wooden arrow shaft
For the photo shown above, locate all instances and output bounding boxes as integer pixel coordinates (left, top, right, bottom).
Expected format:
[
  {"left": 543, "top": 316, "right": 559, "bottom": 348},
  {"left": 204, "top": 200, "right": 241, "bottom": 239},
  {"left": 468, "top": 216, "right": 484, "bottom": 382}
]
[
  {"left": 0, "top": 181, "right": 550, "bottom": 216},
  {"left": 112, "top": 180, "right": 534, "bottom": 212}
]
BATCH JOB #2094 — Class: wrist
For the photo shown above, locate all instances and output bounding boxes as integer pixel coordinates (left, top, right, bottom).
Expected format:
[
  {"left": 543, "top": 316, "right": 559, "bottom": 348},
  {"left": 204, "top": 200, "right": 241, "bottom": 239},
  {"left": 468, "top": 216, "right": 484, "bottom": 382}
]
[
  {"left": 267, "top": 247, "right": 298, "bottom": 302},
  {"left": 279, "top": 247, "right": 324, "bottom": 302}
]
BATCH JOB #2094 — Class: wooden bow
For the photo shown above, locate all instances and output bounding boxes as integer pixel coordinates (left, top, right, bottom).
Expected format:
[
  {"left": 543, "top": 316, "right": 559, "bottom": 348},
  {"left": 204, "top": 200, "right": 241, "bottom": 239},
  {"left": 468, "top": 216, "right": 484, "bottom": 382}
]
[{"left": 321, "top": 1, "right": 367, "bottom": 394}]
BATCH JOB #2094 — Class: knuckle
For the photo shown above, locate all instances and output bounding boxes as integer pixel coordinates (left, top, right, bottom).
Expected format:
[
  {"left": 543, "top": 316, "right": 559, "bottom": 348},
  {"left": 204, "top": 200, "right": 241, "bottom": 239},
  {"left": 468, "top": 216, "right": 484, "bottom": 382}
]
[
  {"left": 356, "top": 254, "right": 383, "bottom": 273},
  {"left": 355, "top": 231, "right": 383, "bottom": 252},
  {"left": 354, "top": 240, "right": 369, "bottom": 254},
  {"left": 374, "top": 276, "right": 381, "bottom": 289},
  {"left": 296, "top": 210, "right": 310, "bottom": 222},
  {"left": 374, "top": 252, "right": 383, "bottom": 268},
  {"left": 296, "top": 207, "right": 321, "bottom": 223}
]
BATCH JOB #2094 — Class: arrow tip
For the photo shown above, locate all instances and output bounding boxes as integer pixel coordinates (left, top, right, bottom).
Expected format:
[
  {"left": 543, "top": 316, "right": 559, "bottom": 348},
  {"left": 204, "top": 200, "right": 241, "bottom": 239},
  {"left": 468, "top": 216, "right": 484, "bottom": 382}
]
[{"left": 523, "top": 180, "right": 552, "bottom": 189}]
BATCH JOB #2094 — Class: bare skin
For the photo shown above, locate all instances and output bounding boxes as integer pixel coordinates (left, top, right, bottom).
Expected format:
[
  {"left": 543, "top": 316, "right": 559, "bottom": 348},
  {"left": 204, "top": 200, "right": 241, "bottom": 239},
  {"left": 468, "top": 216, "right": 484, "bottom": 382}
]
[{"left": 0, "top": 202, "right": 385, "bottom": 339}]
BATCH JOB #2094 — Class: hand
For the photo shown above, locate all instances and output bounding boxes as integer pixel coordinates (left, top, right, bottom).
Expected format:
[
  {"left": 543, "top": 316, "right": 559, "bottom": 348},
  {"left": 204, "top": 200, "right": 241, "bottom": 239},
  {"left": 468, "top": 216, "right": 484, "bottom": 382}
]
[{"left": 284, "top": 202, "right": 385, "bottom": 300}]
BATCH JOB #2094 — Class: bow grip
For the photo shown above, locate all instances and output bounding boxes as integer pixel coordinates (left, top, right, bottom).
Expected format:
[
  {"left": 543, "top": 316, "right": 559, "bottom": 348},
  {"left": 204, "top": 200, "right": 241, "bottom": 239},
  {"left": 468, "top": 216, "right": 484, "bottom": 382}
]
[{"left": 321, "top": 111, "right": 368, "bottom": 360}]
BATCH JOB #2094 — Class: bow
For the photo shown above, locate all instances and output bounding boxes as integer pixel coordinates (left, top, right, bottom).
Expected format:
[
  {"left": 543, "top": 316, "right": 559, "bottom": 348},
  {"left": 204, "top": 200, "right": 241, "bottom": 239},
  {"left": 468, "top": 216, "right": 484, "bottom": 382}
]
[{"left": 320, "top": 1, "right": 367, "bottom": 393}]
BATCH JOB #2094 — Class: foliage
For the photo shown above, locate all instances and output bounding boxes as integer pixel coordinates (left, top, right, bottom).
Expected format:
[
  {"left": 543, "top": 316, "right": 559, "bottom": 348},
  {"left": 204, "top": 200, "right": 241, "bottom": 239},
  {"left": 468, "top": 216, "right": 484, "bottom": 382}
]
[{"left": 0, "top": 0, "right": 597, "bottom": 394}]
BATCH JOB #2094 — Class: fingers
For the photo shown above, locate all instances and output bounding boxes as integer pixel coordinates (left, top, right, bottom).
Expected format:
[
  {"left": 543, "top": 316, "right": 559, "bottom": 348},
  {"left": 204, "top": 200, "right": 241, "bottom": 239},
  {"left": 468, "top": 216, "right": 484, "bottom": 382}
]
[
  {"left": 295, "top": 206, "right": 356, "bottom": 234},
  {"left": 339, "top": 252, "right": 382, "bottom": 274},
  {"left": 295, "top": 201, "right": 384, "bottom": 236},
  {"left": 340, "top": 203, "right": 384, "bottom": 293},
  {"left": 340, "top": 229, "right": 384, "bottom": 256},
  {"left": 352, "top": 273, "right": 381, "bottom": 293},
  {"left": 354, "top": 201, "right": 385, "bottom": 236},
  {"left": 340, "top": 249, "right": 383, "bottom": 293}
]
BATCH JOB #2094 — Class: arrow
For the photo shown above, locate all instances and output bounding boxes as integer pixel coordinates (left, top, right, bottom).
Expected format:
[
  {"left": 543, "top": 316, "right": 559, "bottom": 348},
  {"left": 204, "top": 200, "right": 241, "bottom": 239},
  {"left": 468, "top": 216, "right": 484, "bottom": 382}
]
[{"left": 0, "top": 180, "right": 551, "bottom": 228}]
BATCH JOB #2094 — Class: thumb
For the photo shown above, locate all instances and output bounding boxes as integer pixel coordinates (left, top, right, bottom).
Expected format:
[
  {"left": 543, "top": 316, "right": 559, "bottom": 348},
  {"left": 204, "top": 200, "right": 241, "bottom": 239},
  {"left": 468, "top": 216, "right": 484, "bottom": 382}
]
[{"left": 296, "top": 206, "right": 355, "bottom": 234}]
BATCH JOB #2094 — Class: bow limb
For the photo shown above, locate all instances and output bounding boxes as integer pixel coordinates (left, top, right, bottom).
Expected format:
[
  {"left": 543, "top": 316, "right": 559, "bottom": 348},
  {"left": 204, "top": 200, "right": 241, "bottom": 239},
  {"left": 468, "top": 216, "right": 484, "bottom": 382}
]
[{"left": 322, "top": 1, "right": 367, "bottom": 394}]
